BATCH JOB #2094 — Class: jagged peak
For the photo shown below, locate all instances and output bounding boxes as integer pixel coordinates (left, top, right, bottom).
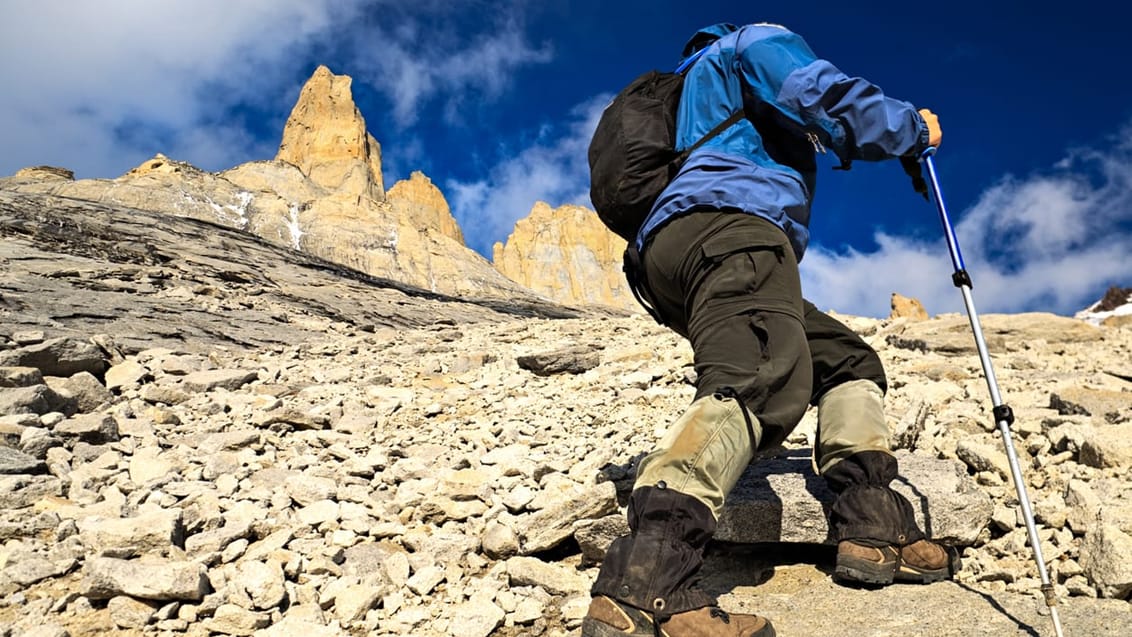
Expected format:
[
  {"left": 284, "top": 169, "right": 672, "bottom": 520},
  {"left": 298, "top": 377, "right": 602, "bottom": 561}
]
[
  {"left": 275, "top": 65, "right": 384, "bottom": 200},
  {"left": 310, "top": 63, "right": 334, "bottom": 79},
  {"left": 520, "top": 200, "right": 595, "bottom": 223},
  {"left": 386, "top": 170, "right": 463, "bottom": 245},
  {"left": 494, "top": 199, "right": 633, "bottom": 311},
  {"left": 389, "top": 170, "right": 441, "bottom": 191}
]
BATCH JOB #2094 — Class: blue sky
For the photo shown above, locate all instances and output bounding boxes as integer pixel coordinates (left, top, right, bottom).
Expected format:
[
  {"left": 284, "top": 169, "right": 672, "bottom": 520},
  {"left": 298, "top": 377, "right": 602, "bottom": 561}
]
[{"left": 2, "top": 1, "right": 1129, "bottom": 318}]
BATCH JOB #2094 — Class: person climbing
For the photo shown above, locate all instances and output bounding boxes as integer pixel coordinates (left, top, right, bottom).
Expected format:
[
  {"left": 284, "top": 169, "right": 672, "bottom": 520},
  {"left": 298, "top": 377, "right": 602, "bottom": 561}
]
[{"left": 583, "top": 22, "right": 954, "bottom": 637}]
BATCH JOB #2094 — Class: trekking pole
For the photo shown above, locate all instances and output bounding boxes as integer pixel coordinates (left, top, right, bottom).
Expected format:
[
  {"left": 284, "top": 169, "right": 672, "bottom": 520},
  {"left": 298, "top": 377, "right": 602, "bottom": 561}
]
[{"left": 920, "top": 148, "right": 1065, "bottom": 637}]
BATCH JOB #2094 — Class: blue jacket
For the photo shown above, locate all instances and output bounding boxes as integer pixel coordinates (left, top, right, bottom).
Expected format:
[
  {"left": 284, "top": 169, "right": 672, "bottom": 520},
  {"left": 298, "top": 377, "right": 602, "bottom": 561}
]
[{"left": 637, "top": 23, "right": 930, "bottom": 259}]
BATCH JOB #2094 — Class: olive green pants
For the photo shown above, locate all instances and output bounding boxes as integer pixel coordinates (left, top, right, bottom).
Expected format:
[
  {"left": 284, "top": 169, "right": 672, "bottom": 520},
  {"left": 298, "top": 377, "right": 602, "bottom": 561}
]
[{"left": 632, "top": 212, "right": 893, "bottom": 518}]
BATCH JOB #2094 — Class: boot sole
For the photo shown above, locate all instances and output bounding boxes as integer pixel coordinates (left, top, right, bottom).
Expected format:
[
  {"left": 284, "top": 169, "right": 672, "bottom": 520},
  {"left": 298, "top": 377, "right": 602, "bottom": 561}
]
[
  {"left": 894, "top": 563, "right": 951, "bottom": 583},
  {"left": 581, "top": 613, "right": 778, "bottom": 637},
  {"left": 837, "top": 551, "right": 960, "bottom": 585},
  {"left": 834, "top": 554, "right": 895, "bottom": 585},
  {"left": 580, "top": 616, "right": 653, "bottom": 637}
]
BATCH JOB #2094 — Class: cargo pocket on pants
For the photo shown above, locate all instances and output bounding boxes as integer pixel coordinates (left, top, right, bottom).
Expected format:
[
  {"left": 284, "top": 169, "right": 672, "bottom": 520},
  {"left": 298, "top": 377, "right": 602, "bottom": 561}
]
[{"left": 697, "top": 231, "right": 791, "bottom": 308}]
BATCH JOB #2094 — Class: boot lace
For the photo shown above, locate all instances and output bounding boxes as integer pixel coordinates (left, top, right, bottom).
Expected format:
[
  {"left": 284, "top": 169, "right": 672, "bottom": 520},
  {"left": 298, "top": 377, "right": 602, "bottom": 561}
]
[{"left": 709, "top": 607, "right": 731, "bottom": 624}]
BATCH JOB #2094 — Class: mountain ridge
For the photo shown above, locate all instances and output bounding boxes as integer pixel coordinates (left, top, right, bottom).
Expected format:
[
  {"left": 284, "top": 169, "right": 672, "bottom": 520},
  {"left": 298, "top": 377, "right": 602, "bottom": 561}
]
[{"left": 0, "top": 65, "right": 635, "bottom": 313}]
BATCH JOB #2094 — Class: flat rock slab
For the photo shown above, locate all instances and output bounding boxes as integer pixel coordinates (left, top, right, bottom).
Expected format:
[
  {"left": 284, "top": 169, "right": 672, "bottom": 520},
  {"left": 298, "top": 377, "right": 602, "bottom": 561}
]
[
  {"left": 716, "top": 451, "right": 992, "bottom": 545},
  {"left": 700, "top": 546, "right": 1130, "bottom": 637}
]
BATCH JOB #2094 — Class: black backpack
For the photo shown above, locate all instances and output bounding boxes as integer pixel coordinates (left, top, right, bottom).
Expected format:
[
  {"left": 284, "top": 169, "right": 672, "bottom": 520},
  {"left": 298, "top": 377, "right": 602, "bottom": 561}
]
[{"left": 587, "top": 68, "right": 743, "bottom": 242}]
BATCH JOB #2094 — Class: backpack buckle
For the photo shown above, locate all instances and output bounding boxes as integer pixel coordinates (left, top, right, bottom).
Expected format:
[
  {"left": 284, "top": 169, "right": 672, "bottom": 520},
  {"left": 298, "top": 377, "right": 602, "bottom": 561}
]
[{"left": 806, "top": 131, "right": 826, "bottom": 154}]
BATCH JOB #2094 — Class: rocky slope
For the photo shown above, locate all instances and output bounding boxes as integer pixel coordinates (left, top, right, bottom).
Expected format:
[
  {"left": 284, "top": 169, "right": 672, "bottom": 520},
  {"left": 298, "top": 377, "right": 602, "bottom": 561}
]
[
  {"left": 0, "top": 190, "right": 581, "bottom": 355},
  {"left": 2, "top": 191, "right": 1132, "bottom": 636}
]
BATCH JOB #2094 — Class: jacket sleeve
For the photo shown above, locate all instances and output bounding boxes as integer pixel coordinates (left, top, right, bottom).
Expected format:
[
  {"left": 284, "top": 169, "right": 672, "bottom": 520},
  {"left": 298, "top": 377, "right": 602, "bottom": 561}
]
[{"left": 735, "top": 25, "right": 929, "bottom": 163}]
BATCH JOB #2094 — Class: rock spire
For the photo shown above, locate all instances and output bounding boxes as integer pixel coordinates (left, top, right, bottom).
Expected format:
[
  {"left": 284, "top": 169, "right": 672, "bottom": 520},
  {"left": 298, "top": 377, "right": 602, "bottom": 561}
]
[{"left": 276, "top": 65, "right": 385, "bottom": 201}]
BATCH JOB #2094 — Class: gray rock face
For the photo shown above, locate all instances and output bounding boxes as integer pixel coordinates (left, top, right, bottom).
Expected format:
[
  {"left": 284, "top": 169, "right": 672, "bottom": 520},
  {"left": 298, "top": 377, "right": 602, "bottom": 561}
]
[
  {"left": 0, "top": 385, "right": 56, "bottom": 416},
  {"left": 1, "top": 189, "right": 1131, "bottom": 636},
  {"left": 0, "top": 367, "right": 43, "bottom": 388},
  {"left": 717, "top": 451, "right": 992, "bottom": 545},
  {"left": 77, "top": 510, "right": 184, "bottom": 558},
  {"left": 0, "top": 446, "right": 44, "bottom": 474},
  {"left": 0, "top": 191, "right": 592, "bottom": 356}
]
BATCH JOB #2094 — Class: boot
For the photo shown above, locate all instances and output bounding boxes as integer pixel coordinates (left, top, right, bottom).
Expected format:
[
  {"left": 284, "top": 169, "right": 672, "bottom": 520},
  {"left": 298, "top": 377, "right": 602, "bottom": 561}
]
[
  {"left": 588, "top": 486, "right": 775, "bottom": 636},
  {"left": 582, "top": 595, "right": 775, "bottom": 637},
  {"left": 835, "top": 538, "right": 956, "bottom": 585},
  {"left": 823, "top": 451, "right": 958, "bottom": 586},
  {"left": 590, "top": 485, "right": 716, "bottom": 615}
]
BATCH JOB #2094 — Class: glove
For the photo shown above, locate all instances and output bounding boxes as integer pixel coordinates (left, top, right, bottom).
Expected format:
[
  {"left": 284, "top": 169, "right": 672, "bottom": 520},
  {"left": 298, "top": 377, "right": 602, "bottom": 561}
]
[
  {"left": 899, "top": 108, "right": 941, "bottom": 200},
  {"left": 918, "top": 108, "right": 942, "bottom": 148}
]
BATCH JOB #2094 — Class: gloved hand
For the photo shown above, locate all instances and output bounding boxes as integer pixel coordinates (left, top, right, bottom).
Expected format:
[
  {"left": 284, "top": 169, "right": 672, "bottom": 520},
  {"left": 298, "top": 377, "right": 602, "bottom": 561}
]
[
  {"left": 899, "top": 109, "right": 941, "bottom": 200},
  {"left": 918, "top": 108, "right": 942, "bottom": 148}
]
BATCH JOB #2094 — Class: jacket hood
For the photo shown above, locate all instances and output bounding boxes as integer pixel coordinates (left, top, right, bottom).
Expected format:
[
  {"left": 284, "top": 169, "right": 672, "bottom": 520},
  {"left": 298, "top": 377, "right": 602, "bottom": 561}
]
[{"left": 681, "top": 23, "right": 738, "bottom": 59}]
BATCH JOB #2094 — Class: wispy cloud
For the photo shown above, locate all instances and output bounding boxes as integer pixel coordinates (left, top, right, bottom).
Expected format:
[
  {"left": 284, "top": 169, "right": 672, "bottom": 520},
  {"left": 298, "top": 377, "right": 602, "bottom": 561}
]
[
  {"left": 802, "top": 125, "right": 1132, "bottom": 317},
  {"left": 344, "top": 7, "right": 553, "bottom": 128},
  {"left": 447, "top": 95, "right": 609, "bottom": 255},
  {"left": 0, "top": 1, "right": 362, "bottom": 178},
  {"left": 0, "top": 1, "right": 551, "bottom": 179}
]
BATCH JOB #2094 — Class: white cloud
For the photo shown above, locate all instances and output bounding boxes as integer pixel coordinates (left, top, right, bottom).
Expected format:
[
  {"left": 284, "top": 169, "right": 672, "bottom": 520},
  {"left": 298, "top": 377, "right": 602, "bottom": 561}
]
[
  {"left": 447, "top": 95, "right": 609, "bottom": 256},
  {"left": 800, "top": 236, "right": 956, "bottom": 318},
  {"left": 0, "top": 1, "right": 551, "bottom": 180},
  {"left": 0, "top": 1, "right": 360, "bottom": 178},
  {"left": 802, "top": 127, "right": 1132, "bottom": 318}
]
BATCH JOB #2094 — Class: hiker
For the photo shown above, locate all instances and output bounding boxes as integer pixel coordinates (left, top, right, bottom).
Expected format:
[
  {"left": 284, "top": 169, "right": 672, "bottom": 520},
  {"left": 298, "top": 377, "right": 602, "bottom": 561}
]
[{"left": 583, "top": 23, "right": 953, "bottom": 637}]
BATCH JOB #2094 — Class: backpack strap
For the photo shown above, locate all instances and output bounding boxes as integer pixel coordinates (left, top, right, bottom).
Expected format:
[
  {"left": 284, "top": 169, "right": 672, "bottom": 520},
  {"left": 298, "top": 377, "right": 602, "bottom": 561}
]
[
  {"left": 673, "top": 48, "right": 745, "bottom": 161},
  {"left": 679, "top": 110, "right": 745, "bottom": 161},
  {"left": 623, "top": 243, "right": 666, "bottom": 325}
]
